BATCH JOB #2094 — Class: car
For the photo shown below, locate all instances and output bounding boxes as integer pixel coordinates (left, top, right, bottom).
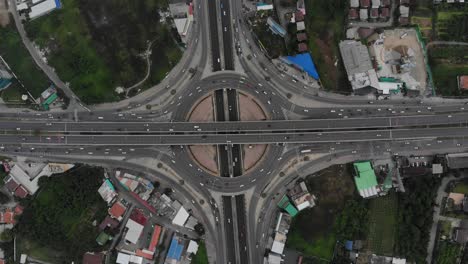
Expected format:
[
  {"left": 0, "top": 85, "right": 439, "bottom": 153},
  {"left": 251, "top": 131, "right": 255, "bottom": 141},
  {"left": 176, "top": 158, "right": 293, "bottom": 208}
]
[
  {"left": 267, "top": 101, "right": 271, "bottom": 105},
  {"left": 223, "top": 11, "right": 226, "bottom": 15}
]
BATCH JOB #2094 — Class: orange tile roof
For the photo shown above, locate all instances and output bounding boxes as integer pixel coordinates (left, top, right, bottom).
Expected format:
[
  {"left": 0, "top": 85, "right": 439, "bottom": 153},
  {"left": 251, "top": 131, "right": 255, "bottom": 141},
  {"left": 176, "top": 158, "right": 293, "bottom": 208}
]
[
  {"left": 108, "top": 201, "right": 126, "bottom": 220},
  {"left": 149, "top": 225, "right": 162, "bottom": 252},
  {"left": 136, "top": 249, "right": 154, "bottom": 260},
  {"left": 14, "top": 205, "right": 24, "bottom": 215},
  {"left": 0, "top": 258, "right": 5, "bottom": 264},
  {"left": 459, "top": 76, "right": 468, "bottom": 90}
]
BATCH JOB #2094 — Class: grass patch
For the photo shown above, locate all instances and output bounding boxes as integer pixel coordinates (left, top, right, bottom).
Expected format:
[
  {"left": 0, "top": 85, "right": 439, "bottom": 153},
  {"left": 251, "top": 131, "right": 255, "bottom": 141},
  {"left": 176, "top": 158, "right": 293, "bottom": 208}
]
[
  {"left": 191, "top": 241, "right": 209, "bottom": 264},
  {"left": 435, "top": 241, "right": 462, "bottom": 264},
  {"left": 17, "top": 238, "right": 65, "bottom": 263},
  {"left": 435, "top": 7, "right": 468, "bottom": 41},
  {"left": 286, "top": 165, "right": 361, "bottom": 260},
  {"left": 25, "top": 0, "right": 181, "bottom": 104},
  {"left": 453, "top": 182, "right": 468, "bottom": 194},
  {"left": 439, "top": 220, "right": 452, "bottom": 238},
  {"left": 249, "top": 11, "right": 287, "bottom": 58},
  {"left": 0, "top": 21, "right": 50, "bottom": 102},
  {"left": 16, "top": 165, "right": 108, "bottom": 262},
  {"left": 367, "top": 192, "right": 398, "bottom": 256},
  {"left": 429, "top": 46, "right": 468, "bottom": 96},
  {"left": 304, "top": 0, "right": 349, "bottom": 93}
]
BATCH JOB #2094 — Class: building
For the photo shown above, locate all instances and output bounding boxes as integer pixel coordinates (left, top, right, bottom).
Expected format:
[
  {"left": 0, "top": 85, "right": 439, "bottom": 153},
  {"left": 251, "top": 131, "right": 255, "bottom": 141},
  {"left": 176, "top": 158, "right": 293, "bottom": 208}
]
[
  {"left": 271, "top": 232, "right": 286, "bottom": 254},
  {"left": 186, "top": 240, "right": 199, "bottom": 256},
  {"left": 372, "top": 0, "right": 381, "bottom": 7},
  {"left": 109, "top": 201, "right": 127, "bottom": 221},
  {"left": 350, "top": 0, "right": 360, "bottom": 8},
  {"left": 97, "top": 179, "right": 117, "bottom": 205},
  {"left": 267, "top": 253, "right": 282, "bottom": 264},
  {"left": 349, "top": 8, "right": 359, "bottom": 20},
  {"left": 296, "top": 21, "right": 305, "bottom": 31},
  {"left": 353, "top": 161, "right": 379, "bottom": 198},
  {"left": 172, "top": 206, "right": 189, "bottom": 226},
  {"left": 339, "top": 40, "right": 379, "bottom": 94},
  {"left": 288, "top": 181, "right": 316, "bottom": 211},
  {"left": 0, "top": 69, "right": 12, "bottom": 90},
  {"left": 29, "top": 0, "right": 61, "bottom": 20},
  {"left": 446, "top": 153, "right": 468, "bottom": 169},
  {"left": 124, "top": 208, "right": 148, "bottom": 244},
  {"left": 298, "top": 43, "right": 308, "bottom": 53},
  {"left": 168, "top": 0, "right": 193, "bottom": 43},
  {"left": 256, "top": 2, "right": 273, "bottom": 11},
  {"left": 96, "top": 232, "right": 112, "bottom": 246},
  {"left": 135, "top": 225, "right": 162, "bottom": 260},
  {"left": 165, "top": 234, "right": 186, "bottom": 263},
  {"left": 399, "top": 5, "right": 410, "bottom": 17},
  {"left": 99, "top": 216, "right": 119, "bottom": 231},
  {"left": 116, "top": 253, "right": 143, "bottom": 264},
  {"left": 454, "top": 228, "right": 468, "bottom": 243},
  {"left": 297, "top": 33, "right": 307, "bottom": 42},
  {"left": 381, "top": 0, "right": 391, "bottom": 6},
  {"left": 277, "top": 195, "right": 298, "bottom": 217},
  {"left": 294, "top": 11, "right": 304, "bottom": 22},
  {"left": 267, "top": 17, "right": 287, "bottom": 37},
  {"left": 360, "top": 8, "right": 368, "bottom": 20},
  {"left": 458, "top": 76, "right": 468, "bottom": 91},
  {"left": 360, "top": 0, "right": 370, "bottom": 7},
  {"left": 82, "top": 252, "right": 105, "bottom": 264},
  {"left": 380, "top": 7, "right": 390, "bottom": 19},
  {"left": 370, "top": 8, "right": 379, "bottom": 18}
]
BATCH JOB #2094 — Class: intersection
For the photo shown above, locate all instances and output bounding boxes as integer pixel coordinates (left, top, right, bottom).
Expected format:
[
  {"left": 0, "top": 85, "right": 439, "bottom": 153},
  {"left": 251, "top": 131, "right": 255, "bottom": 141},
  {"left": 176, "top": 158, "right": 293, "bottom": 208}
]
[{"left": 2, "top": 0, "right": 468, "bottom": 263}]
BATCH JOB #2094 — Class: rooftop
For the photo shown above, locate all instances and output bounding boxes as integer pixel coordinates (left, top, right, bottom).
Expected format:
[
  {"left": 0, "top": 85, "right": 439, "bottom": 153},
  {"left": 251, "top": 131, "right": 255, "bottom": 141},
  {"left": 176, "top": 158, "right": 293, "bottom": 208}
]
[
  {"left": 82, "top": 252, "right": 104, "bottom": 264},
  {"left": 109, "top": 201, "right": 127, "bottom": 220},
  {"left": 353, "top": 161, "right": 379, "bottom": 198},
  {"left": 339, "top": 40, "right": 373, "bottom": 77},
  {"left": 459, "top": 76, "right": 468, "bottom": 90}
]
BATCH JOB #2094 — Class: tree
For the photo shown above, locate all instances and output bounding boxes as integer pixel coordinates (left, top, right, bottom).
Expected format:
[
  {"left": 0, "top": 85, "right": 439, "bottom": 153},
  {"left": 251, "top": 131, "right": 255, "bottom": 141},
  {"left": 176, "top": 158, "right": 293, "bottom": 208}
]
[
  {"left": 194, "top": 223, "right": 205, "bottom": 236},
  {"left": 0, "top": 192, "right": 10, "bottom": 204},
  {"left": 0, "top": 229, "right": 13, "bottom": 242}
]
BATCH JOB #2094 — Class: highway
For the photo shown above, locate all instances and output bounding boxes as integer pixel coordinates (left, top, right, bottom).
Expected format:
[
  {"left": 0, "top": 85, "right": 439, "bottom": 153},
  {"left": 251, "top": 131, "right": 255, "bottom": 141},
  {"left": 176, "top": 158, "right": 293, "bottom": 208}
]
[{"left": 2, "top": 112, "right": 468, "bottom": 133}]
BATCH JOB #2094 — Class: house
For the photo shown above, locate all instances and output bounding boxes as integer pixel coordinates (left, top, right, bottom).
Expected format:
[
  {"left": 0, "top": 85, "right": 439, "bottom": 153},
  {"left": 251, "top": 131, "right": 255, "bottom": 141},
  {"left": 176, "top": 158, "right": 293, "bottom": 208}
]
[
  {"left": 4, "top": 176, "right": 19, "bottom": 193},
  {"left": 447, "top": 153, "right": 468, "bottom": 169},
  {"left": 454, "top": 228, "right": 468, "bottom": 243},
  {"left": 350, "top": 0, "right": 360, "bottom": 8},
  {"left": 298, "top": 43, "right": 308, "bottom": 53},
  {"left": 99, "top": 216, "right": 119, "bottom": 231},
  {"left": 256, "top": 2, "right": 274, "bottom": 11},
  {"left": 463, "top": 197, "right": 468, "bottom": 213},
  {"left": 267, "top": 17, "right": 287, "bottom": 37},
  {"left": 381, "top": 0, "right": 391, "bottom": 6},
  {"left": 14, "top": 186, "right": 29, "bottom": 199},
  {"left": 458, "top": 76, "right": 468, "bottom": 91},
  {"left": 399, "top": 17, "right": 410, "bottom": 25},
  {"left": 96, "top": 232, "right": 112, "bottom": 246},
  {"left": 172, "top": 206, "right": 190, "bottom": 226},
  {"left": 0, "top": 69, "right": 12, "bottom": 90},
  {"left": 399, "top": 5, "right": 410, "bottom": 17},
  {"left": 370, "top": 8, "right": 379, "bottom": 18},
  {"left": 360, "top": 8, "right": 369, "bottom": 20},
  {"left": 169, "top": 0, "right": 193, "bottom": 43},
  {"left": 372, "top": 0, "right": 381, "bottom": 7},
  {"left": 339, "top": 40, "right": 379, "bottom": 94},
  {"left": 296, "top": 21, "right": 306, "bottom": 31},
  {"left": 116, "top": 253, "right": 143, "bottom": 264},
  {"left": 124, "top": 208, "right": 147, "bottom": 244},
  {"left": 136, "top": 225, "right": 162, "bottom": 260},
  {"left": 380, "top": 7, "right": 390, "bottom": 19},
  {"left": 349, "top": 8, "right": 359, "bottom": 20},
  {"left": 448, "top": 192, "right": 465, "bottom": 211},
  {"left": 97, "top": 179, "right": 117, "bottom": 205},
  {"left": 164, "top": 234, "right": 186, "bottom": 263},
  {"left": 400, "top": 0, "right": 410, "bottom": 4},
  {"left": 277, "top": 195, "right": 298, "bottom": 217},
  {"left": 294, "top": 11, "right": 304, "bottom": 22},
  {"left": 82, "top": 252, "right": 105, "bottom": 264},
  {"left": 186, "top": 240, "right": 199, "bottom": 256},
  {"left": 353, "top": 161, "right": 379, "bottom": 198},
  {"left": 297, "top": 33, "right": 307, "bottom": 42},
  {"left": 360, "top": 0, "right": 370, "bottom": 7},
  {"left": 29, "top": 0, "right": 61, "bottom": 20},
  {"left": 109, "top": 201, "right": 127, "bottom": 221},
  {"left": 288, "top": 181, "right": 316, "bottom": 211}
]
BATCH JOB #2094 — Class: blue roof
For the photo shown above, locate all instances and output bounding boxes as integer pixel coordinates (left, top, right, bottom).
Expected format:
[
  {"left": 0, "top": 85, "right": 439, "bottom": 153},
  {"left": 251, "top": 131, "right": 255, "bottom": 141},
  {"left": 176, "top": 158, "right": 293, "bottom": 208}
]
[
  {"left": 345, "top": 240, "right": 353, "bottom": 251},
  {"left": 256, "top": 2, "right": 270, "bottom": 6},
  {"left": 55, "top": 0, "right": 61, "bottom": 8},
  {"left": 283, "top": 53, "right": 319, "bottom": 80},
  {"left": 167, "top": 237, "right": 184, "bottom": 260}
]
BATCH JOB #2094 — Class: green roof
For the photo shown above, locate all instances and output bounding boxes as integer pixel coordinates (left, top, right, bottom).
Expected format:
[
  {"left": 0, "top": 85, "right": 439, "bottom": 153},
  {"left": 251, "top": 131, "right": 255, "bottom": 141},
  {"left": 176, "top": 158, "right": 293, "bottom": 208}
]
[
  {"left": 42, "top": 93, "right": 58, "bottom": 109},
  {"left": 278, "top": 195, "right": 298, "bottom": 217},
  {"left": 96, "top": 231, "right": 111, "bottom": 245},
  {"left": 285, "top": 204, "right": 298, "bottom": 217},
  {"left": 353, "top": 161, "right": 378, "bottom": 191}
]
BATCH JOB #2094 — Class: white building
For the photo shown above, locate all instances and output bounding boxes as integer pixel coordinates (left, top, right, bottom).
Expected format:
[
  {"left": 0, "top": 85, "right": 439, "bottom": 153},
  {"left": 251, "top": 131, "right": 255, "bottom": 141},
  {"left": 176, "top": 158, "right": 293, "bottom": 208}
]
[
  {"left": 124, "top": 219, "right": 144, "bottom": 244},
  {"left": 29, "top": 0, "right": 61, "bottom": 20},
  {"left": 172, "top": 206, "right": 189, "bottom": 226},
  {"left": 116, "top": 253, "right": 143, "bottom": 264}
]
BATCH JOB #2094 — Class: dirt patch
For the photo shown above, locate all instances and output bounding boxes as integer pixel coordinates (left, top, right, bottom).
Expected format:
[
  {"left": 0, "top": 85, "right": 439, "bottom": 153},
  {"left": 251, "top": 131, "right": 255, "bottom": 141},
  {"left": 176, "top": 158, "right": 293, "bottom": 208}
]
[
  {"left": 187, "top": 95, "right": 214, "bottom": 122},
  {"left": 0, "top": 0, "right": 9, "bottom": 27},
  {"left": 314, "top": 37, "right": 337, "bottom": 89},
  {"left": 238, "top": 92, "right": 267, "bottom": 121}
]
